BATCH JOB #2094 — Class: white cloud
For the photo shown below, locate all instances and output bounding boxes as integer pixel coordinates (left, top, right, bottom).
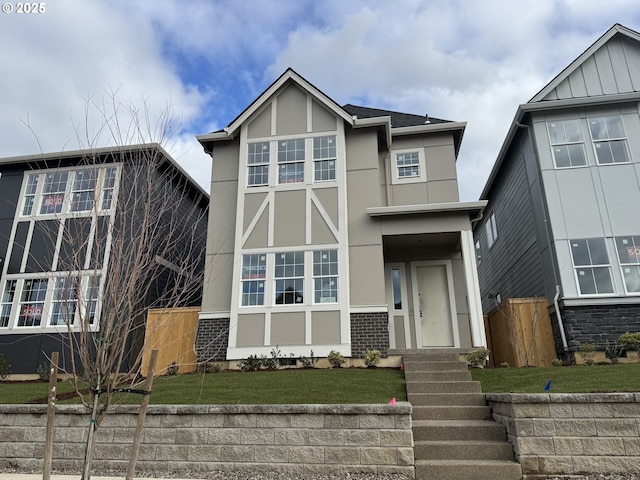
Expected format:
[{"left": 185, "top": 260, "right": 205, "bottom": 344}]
[{"left": 267, "top": 0, "right": 640, "bottom": 199}]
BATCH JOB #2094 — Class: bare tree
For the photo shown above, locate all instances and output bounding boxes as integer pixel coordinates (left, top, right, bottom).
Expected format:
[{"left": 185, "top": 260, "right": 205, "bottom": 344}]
[{"left": 33, "top": 95, "right": 208, "bottom": 479}]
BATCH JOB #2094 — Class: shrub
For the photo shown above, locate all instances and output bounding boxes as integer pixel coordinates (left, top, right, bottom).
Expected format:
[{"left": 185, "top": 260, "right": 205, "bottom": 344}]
[
  {"left": 465, "top": 347, "right": 490, "bottom": 368},
  {"left": 238, "top": 355, "right": 262, "bottom": 372},
  {"left": 197, "top": 362, "right": 222, "bottom": 373},
  {"left": 327, "top": 350, "right": 345, "bottom": 368},
  {"left": 500, "top": 361, "right": 510, "bottom": 368},
  {"left": 579, "top": 342, "right": 596, "bottom": 366},
  {"left": 37, "top": 363, "right": 51, "bottom": 382},
  {"left": 166, "top": 361, "right": 179, "bottom": 376},
  {"left": 363, "top": 349, "right": 381, "bottom": 368},
  {"left": 618, "top": 332, "right": 640, "bottom": 351},
  {"left": 552, "top": 358, "right": 563, "bottom": 367},
  {"left": 605, "top": 340, "right": 623, "bottom": 364},
  {"left": 299, "top": 350, "right": 317, "bottom": 369},
  {"left": 0, "top": 354, "right": 11, "bottom": 379}
]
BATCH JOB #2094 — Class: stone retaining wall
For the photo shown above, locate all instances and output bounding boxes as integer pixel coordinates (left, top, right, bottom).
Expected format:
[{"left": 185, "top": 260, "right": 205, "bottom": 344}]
[
  {"left": 487, "top": 393, "right": 640, "bottom": 479},
  {"left": 0, "top": 404, "right": 414, "bottom": 478}
]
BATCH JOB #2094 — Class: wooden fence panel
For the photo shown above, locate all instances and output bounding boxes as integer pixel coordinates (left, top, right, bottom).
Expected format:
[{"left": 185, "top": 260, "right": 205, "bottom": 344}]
[
  {"left": 141, "top": 307, "right": 200, "bottom": 375},
  {"left": 486, "top": 298, "right": 557, "bottom": 367}
]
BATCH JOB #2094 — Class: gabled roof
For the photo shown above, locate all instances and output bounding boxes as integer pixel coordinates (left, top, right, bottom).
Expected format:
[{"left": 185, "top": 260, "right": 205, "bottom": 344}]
[
  {"left": 479, "top": 23, "right": 640, "bottom": 200},
  {"left": 342, "top": 104, "right": 451, "bottom": 128},
  {"left": 530, "top": 23, "right": 640, "bottom": 103},
  {"left": 197, "top": 68, "right": 465, "bottom": 155}
]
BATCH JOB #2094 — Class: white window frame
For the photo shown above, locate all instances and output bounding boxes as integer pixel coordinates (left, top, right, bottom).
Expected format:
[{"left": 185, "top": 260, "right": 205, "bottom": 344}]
[
  {"left": 247, "top": 141, "right": 270, "bottom": 187},
  {"left": 313, "top": 135, "right": 337, "bottom": 182},
  {"left": 19, "top": 165, "right": 120, "bottom": 219},
  {"left": 569, "top": 238, "right": 614, "bottom": 296},
  {"left": 313, "top": 249, "right": 338, "bottom": 304},
  {"left": 240, "top": 253, "right": 267, "bottom": 306},
  {"left": 277, "top": 138, "right": 305, "bottom": 185},
  {"left": 588, "top": 115, "right": 631, "bottom": 165},
  {"left": 485, "top": 212, "right": 498, "bottom": 248},
  {"left": 392, "top": 149, "right": 426, "bottom": 184},
  {"left": 615, "top": 236, "right": 640, "bottom": 295},
  {"left": 547, "top": 119, "right": 587, "bottom": 168},
  {"left": 274, "top": 251, "right": 305, "bottom": 305}
]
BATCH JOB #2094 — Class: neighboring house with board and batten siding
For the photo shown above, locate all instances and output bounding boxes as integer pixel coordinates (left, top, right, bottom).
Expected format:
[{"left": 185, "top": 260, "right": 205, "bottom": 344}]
[
  {"left": 475, "top": 24, "right": 640, "bottom": 359},
  {"left": 196, "top": 68, "right": 487, "bottom": 363}
]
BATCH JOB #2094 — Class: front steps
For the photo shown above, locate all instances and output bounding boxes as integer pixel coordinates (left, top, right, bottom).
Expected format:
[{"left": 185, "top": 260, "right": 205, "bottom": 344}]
[{"left": 398, "top": 350, "right": 522, "bottom": 480}]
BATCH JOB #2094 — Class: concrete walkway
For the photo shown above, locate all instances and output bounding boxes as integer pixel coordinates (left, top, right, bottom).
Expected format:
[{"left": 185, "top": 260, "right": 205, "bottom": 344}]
[{"left": 0, "top": 475, "right": 205, "bottom": 480}]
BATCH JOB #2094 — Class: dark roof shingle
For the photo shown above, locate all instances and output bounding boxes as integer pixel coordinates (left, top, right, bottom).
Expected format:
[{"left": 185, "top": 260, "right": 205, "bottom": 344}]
[{"left": 342, "top": 104, "right": 451, "bottom": 128}]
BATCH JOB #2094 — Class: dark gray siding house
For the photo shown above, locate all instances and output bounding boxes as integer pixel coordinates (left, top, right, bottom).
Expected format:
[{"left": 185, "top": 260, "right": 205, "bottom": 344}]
[
  {"left": 0, "top": 144, "right": 208, "bottom": 374},
  {"left": 475, "top": 24, "right": 640, "bottom": 357}
]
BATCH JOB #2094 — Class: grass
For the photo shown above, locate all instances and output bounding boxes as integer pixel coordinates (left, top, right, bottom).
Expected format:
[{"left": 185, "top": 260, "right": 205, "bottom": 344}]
[
  {"left": 470, "top": 362, "right": 640, "bottom": 393},
  {"left": 0, "top": 368, "right": 407, "bottom": 405}
]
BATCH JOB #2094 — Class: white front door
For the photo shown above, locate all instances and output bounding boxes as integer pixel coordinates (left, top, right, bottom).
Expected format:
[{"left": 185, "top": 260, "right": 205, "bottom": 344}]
[{"left": 411, "top": 261, "right": 459, "bottom": 348}]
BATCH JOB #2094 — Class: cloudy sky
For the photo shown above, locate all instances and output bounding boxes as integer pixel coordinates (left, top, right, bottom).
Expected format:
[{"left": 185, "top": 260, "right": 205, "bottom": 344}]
[{"left": 2, "top": 0, "right": 640, "bottom": 201}]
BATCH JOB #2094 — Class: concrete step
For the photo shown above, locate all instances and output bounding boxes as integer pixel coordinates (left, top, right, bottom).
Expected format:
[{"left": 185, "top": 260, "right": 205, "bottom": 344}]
[
  {"left": 403, "top": 360, "right": 468, "bottom": 372},
  {"left": 414, "top": 440, "right": 515, "bottom": 460},
  {"left": 402, "top": 352, "right": 461, "bottom": 362},
  {"left": 412, "top": 405, "right": 491, "bottom": 421},
  {"left": 406, "top": 380, "right": 482, "bottom": 394},
  {"left": 415, "top": 459, "right": 522, "bottom": 480},
  {"left": 403, "top": 370, "right": 472, "bottom": 382},
  {"left": 412, "top": 420, "right": 507, "bottom": 442},
  {"left": 408, "top": 392, "right": 486, "bottom": 406}
]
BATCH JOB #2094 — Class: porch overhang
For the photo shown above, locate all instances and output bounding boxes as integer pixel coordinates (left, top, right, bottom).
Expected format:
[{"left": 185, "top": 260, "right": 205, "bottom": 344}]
[{"left": 366, "top": 201, "right": 487, "bottom": 218}]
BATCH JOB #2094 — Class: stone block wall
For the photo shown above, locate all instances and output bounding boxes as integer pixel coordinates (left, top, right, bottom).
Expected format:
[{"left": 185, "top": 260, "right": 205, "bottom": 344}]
[
  {"left": 0, "top": 403, "right": 414, "bottom": 478},
  {"left": 350, "top": 312, "right": 389, "bottom": 358},
  {"left": 487, "top": 393, "right": 640, "bottom": 479}
]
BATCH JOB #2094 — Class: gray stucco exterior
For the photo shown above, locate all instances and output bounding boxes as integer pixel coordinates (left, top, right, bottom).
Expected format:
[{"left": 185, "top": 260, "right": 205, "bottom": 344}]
[{"left": 475, "top": 24, "right": 640, "bottom": 355}]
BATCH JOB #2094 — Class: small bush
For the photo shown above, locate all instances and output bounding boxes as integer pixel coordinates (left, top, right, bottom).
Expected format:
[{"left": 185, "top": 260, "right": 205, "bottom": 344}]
[
  {"left": 327, "top": 350, "right": 345, "bottom": 368},
  {"left": 299, "top": 350, "right": 317, "bottom": 369},
  {"left": 618, "top": 332, "right": 640, "bottom": 351},
  {"left": 605, "top": 340, "right": 623, "bottom": 364},
  {"left": 166, "top": 361, "right": 179, "bottom": 376},
  {"left": 500, "top": 361, "right": 510, "bottom": 368},
  {"left": 238, "top": 355, "right": 262, "bottom": 372},
  {"left": 363, "top": 349, "right": 381, "bottom": 368},
  {"left": 37, "top": 363, "right": 51, "bottom": 382},
  {"left": 197, "top": 362, "right": 222, "bottom": 374},
  {"left": 579, "top": 342, "right": 596, "bottom": 366},
  {"left": 0, "top": 354, "right": 11, "bottom": 379},
  {"left": 465, "top": 347, "right": 490, "bottom": 368},
  {"left": 552, "top": 358, "right": 563, "bottom": 367}
]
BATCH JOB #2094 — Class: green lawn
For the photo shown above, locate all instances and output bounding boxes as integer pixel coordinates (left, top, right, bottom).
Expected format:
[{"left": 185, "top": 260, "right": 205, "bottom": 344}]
[
  {"left": 470, "top": 362, "right": 640, "bottom": 393},
  {"left": 0, "top": 368, "right": 407, "bottom": 405}
]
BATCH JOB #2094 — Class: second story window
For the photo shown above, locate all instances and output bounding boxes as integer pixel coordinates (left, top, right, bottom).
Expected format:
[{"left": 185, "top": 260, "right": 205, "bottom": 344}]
[
  {"left": 247, "top": 142, "right": 270, "bottom": 186},
  {"left": 40, "top": 172, "right": 69, "bottom": 215},
  {"left": 313, "top": 136, "right": 336, "bottom": 181},
  {"left": 548, "top": 119, "right": 586, "bottom": 168},
  {"left": 278, "top": 139, "right": 305, "bottom": 184},
  {"left": 615, "top": 236, "right": 640, "bottom": 294},
  {"left": 485, "top": 212, "right": 498, "bottom": 248},
  {"left": 588, "top": 115, "right": 630, "bottom": 164},
  {"left": 396, "top": 152, "right": 420, "bottom": 178}
]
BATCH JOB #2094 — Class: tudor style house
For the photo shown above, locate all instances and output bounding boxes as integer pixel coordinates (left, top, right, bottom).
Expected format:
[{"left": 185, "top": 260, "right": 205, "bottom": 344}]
[
  {"left": 196, "top": 68, "right": 487, "bottom": 363},
  {"left": 0, "top": 144, "right": 208, "bottom": 374},
  {"left": 475, "top": 24, "right": 640, "bottom": 356}
]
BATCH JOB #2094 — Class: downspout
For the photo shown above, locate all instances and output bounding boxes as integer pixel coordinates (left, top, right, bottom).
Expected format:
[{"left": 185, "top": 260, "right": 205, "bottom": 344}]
[{"left": 554, "top": 285, "right": 568, "bottom": 352}]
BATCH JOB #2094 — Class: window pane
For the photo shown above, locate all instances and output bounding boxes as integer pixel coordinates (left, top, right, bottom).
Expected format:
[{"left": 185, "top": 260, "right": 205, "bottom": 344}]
[
  {"left": 576, "top": 268, "right": 597, "bottom": 295},
  {"left": 397, "top": 152, "right": 420, "bottom": 178},
  {"left": 548, "top": 122, "right": 567, "bottom": 144},
  {"left": 622, "top": 266, "right": 640, "bottom": 293},
  {"left": 40, "top": 172, "right": 69, "bottom": 214},
  {"left": 242, "top": 254, "right": 266, "bottom": 279},
  {"left": 609, "top": 140, "right": 629, "bottom": 163},
  {"left": 248, "top": 142, "right": 270, "bottom": 164},
  {"left": 248, "top": 165, "right": 269, "bottom": 186},
  {"left": 18, "top": 278, "right": 48, "bottom": 326},
  {"left": 564, "top": 120, "right": 583, "bottom": 142},
  {"left": 0, "top": 280, "right": 17, "bottom": 327},
  {"left": 278, "top": 162, "right": 304, "bottom": 183},
  {"left": 553, "top": 146, "right": 571, "bottom": 168},
  {"left": 391, "top": 268, "right": 402, "bottom": 310},
  {"left": 586, "top": 238, "right": 608, "bottom": 265},
  {"left": 605, "top": 116, "right": 625, "bottom": 138},
  {"left": 616, "top": 236, "right": 640, "bottom": 264},
  {"left": 589, "top": 118, "right": 607, "bottom": 140},
  {"left": 85, "top": 275, "right": 100, "bottom": 325},
  {"left": 241, "top": 281, "right": 264, "bottom": 306},
  {"left": 275, "top": 279, "right": 304, "bottom": 304},
  {"left": 595, "top": 142, "right": 614, "bottom": 164},
  {"left": 314, "top": 277, "right": 337, "bottom": 303},
  {"left": 275, "top": 252, "right": 304, "bottom": 304},
  {"left": 567, "top": 144, "right": 586, "bottom": 166},
  {"left": 313, "top": 136, "right": 336, "bottom": 160},
  {"left": 570, "top": 240, "right": 590, "bottom": 266},
  {"left": 592, "top": 267, "right": 613, "bottom": 293},
  {"left": 314, "top": 160, "right": 336, "bottom": 181},
  {"left": 50, "top": 277, "right": 77, "bottom": 326}
]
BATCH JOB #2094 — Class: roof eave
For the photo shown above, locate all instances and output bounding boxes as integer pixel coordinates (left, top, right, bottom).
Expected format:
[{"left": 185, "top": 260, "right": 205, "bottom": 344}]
[{"left": 367, "top": 200, "right": 487, "bottom": 217}]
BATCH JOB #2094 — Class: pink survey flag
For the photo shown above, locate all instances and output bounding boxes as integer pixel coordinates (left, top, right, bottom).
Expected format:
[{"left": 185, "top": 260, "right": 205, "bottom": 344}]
[{"left": 388, "top": 397, "right": 397, "bottom": 405}]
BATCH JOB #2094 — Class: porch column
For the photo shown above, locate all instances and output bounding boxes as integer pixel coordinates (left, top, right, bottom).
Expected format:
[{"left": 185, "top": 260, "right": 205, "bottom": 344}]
[{"left": 460, "top": 230, "right": 487, "bottom": 347}]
